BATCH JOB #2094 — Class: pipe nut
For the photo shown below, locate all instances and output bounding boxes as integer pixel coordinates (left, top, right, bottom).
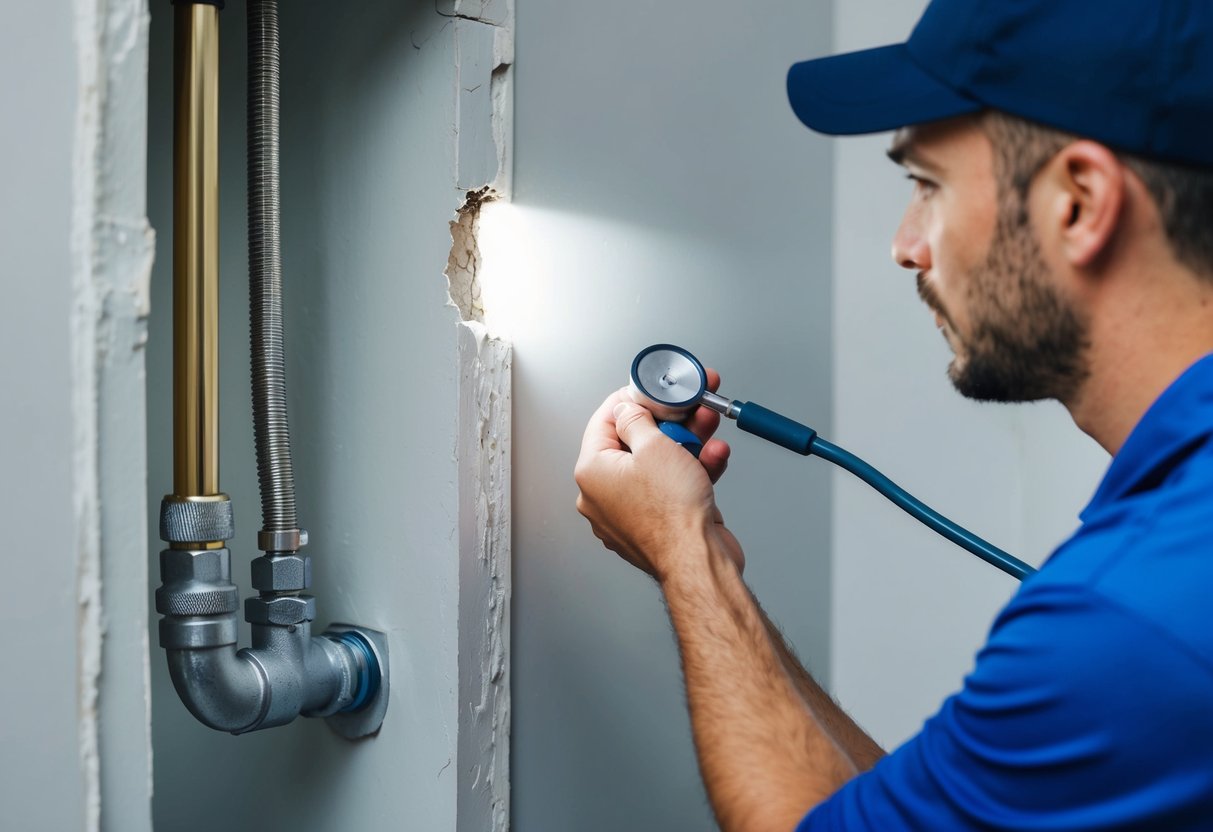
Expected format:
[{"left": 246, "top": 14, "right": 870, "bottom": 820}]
[
  {"left": 250, "top": 554, "right": 312, "bottom": 592},
  {"left": 245, "top": 594, "right": 316, "bottom": 626},
  {"left": 160, "top": 547, "right": 230, "bottom": 583},
  {"left": 156, "top": 548, "right": 239, "bottom": 618}
]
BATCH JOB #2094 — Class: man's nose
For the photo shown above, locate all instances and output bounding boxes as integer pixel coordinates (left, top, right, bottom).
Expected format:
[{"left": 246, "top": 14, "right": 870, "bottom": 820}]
[{"left": 891, "top": 205, "right": 930, "bottom": 271}]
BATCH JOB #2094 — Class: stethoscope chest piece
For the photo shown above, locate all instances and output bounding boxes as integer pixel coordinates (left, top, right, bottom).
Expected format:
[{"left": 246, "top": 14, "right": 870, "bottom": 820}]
[{"left": 629, "top": 344, "right": 707, "bottom": 422}]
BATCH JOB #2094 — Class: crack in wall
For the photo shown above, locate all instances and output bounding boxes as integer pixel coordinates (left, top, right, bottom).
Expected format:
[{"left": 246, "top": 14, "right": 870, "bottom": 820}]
[
  {"left": 436, "top": 0, "right": 507, "bottom": 27},
  {"left": 445, "top": 187, "right": 497, "bottom": 323}
]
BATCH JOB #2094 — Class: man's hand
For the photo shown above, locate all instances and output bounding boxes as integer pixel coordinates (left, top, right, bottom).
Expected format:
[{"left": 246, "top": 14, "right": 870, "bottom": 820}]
[
  {"left": 574, "top": 370, "right": 742, "bottom": 580},
  {"left": 576, "top": 370, "right": 872, "bottom": 830}
]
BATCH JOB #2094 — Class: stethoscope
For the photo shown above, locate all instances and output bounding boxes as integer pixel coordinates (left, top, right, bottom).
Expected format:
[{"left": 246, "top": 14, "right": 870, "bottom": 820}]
[{"left": 629, "top": 344, "right": 1036, "bottom": 582}]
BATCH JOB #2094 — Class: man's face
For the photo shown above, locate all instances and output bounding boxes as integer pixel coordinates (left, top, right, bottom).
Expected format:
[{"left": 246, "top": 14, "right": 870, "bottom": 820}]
[{"left": 889, "top": 117, "right": 1089, "bottom": 403}]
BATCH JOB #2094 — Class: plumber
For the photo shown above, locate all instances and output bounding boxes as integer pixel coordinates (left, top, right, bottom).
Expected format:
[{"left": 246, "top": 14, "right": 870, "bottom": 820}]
[{"left": 575, "top": 0, "right": 1213, "bottom": 828}]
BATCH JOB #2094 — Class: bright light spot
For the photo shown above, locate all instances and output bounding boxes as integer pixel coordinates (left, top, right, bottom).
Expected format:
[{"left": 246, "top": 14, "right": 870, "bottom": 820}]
[{"left": 478, "top": 200, "right": 536, "bottom": 341}]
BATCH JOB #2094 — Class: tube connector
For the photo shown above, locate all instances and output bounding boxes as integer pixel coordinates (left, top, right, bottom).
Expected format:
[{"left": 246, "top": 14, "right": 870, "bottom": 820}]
[{"left": 156, "top": 548, "right": 239, "bottom": 649}]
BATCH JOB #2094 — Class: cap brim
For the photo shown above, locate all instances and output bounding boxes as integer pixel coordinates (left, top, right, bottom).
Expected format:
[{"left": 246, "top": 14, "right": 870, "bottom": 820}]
[{"left": 787, "top": 43, "right": 981, "bottom": 135}]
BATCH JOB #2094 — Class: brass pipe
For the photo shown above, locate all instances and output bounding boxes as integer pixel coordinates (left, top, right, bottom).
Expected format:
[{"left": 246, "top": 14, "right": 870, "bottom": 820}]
[{"left": 172, "top": 4, "right": 221, "bottom": 500}]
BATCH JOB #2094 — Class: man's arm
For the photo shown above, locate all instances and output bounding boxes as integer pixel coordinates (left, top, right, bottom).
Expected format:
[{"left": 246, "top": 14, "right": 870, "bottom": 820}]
[
  {"left": 659, "top": 538, "right": 859, "bottom": 830},
  {"left": 574, "top": 395, "right": 867, "bottom": 829},
  {"left": 758, "top": 606, "right": 886, "bottom": 772}
]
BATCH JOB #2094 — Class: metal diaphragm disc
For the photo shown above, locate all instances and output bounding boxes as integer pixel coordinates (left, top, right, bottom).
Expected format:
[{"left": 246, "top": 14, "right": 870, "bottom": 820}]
[{"left": 630, "top": 344, "right": 707, "bottom": 419}]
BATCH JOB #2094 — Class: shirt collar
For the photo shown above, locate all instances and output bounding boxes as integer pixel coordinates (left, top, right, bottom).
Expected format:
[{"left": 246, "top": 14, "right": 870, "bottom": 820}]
[{"left": 1082, "top": 353, "right": 1213, "bottom": 521}]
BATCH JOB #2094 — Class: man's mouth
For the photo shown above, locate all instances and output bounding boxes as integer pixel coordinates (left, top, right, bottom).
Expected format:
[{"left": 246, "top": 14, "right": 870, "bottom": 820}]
[{"left": 917, "top": 273, "right": 951, "bottom": 332}]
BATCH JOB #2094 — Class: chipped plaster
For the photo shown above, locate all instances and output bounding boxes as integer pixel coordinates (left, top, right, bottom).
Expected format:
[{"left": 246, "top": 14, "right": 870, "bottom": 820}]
[
  {"left": 448, "top": 2, "right": 513, "bottom": 826},
  {"left": 71, "top": 0, "right": 154, "bottom": 830},
  {"left": 456, "top": 325, "right": 512, "bottom": 831}
]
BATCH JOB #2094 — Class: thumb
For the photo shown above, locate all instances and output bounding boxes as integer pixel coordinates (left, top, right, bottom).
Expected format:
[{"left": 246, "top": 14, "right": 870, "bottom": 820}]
[{"left": 613, "top": 402, "right": 662, "bottom": 451}]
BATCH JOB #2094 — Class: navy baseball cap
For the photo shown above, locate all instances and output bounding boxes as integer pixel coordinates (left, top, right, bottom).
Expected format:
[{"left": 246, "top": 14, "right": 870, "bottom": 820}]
[{"left": 787, "top": 0, "right": 1213, "bottom": 168}]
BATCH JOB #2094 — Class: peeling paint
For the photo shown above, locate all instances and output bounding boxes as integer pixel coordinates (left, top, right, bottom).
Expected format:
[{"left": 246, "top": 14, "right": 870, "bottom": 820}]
[
  {"left": 456, "top": 324, "right": 512, "bottom": 832},
  {"left": 448, "top": 1, "right": 513, "bottom": 824}
]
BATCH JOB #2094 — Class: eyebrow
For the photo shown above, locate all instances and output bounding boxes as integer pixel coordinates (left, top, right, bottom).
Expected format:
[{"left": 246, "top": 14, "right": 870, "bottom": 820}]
[{"left": 886, "top": 138, "right": 942, "bottom": 174}]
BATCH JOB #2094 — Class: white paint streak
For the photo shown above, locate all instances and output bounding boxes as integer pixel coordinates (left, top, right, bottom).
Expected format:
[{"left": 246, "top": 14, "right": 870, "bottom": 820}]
[
  {"left": 71, "top": 2, "right": 104, "bottom": 827},
  {"left": 71, "top": 1, "right": 154, "bottom": 830},
  {"left": 456, "top": 324, "right": 512, "bottom": 832}
]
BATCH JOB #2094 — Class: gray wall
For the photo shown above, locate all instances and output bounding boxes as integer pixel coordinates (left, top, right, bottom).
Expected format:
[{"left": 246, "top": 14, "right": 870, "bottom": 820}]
[
  {"left": 507, "top": 2, "right": 834, "bottom": 829},
  {"left": 829, "top": 0, "right": 1108, "bottom": 749},
  {"left": 146, "top": 2, "right": 490, "bottom": 828},
  {"left": 1, "top": 4, "right": 85, "bottom": 829}
]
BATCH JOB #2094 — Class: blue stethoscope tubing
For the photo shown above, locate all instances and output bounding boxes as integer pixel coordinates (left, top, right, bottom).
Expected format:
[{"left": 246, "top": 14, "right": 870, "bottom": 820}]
[
  {"left": 732, "top": 401, "right": 1035, "bottom": 582},
  {"left": 811, "top": 436, "right": 1035, "bottom": 581},
  {"left": 632, "top": 345, "right": 1037, "bottom": 582}
]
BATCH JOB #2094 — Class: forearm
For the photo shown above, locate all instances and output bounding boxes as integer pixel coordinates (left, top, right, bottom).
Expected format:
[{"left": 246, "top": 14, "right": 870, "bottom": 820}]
[
  {"left": 661, "top": 533, "right": 858, "bottom": 831},
  {"left": 759, "top": 609, "right": 886, "bottom": 771}
]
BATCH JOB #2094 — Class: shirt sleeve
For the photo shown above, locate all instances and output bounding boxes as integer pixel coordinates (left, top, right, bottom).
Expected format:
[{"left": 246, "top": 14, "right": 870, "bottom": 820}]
[{"left": 796, "top": 582, "right": 1213, "bottom": 831}]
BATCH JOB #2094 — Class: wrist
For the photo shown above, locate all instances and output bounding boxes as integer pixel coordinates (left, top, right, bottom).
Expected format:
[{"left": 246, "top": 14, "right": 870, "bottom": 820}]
[{"left": 656, "top": 525, "right": 740, "bottom": 593}]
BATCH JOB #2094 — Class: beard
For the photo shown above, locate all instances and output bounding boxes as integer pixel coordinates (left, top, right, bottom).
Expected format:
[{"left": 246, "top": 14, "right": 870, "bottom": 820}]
[{"left": 917, "top": 205, "right": 1090, "bottom": 403}]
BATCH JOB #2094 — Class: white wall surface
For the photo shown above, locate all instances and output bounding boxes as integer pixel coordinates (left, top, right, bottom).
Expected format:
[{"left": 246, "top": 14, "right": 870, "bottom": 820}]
[
  {"left": 829, "top": 0, "right": 1108, "bottom": 750},
  {"left": 504, "top": 2, "right": 834, "bottom": 829}
]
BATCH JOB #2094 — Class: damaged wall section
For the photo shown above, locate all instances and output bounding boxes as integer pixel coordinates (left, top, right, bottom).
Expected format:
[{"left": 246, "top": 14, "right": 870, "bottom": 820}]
[
  {"left": 448, "top": 4, "right": 513, "bottom": 828},
  {"left": 446, "top": 187, "right": 494, "bottom": 324},
  {"left": 446, "top": 4, "right": 513, "bottom": 827}
]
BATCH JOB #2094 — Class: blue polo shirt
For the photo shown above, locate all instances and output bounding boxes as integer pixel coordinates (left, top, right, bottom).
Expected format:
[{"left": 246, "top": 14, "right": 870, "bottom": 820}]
[{"left": 799, "top": 354, "right": 1213, "bottom": 831}]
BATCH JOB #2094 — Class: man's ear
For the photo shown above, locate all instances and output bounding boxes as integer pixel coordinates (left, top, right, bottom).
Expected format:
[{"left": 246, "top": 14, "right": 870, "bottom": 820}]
[{"left": 1040, "top": 141, "right": 1126, "bottom": 269}]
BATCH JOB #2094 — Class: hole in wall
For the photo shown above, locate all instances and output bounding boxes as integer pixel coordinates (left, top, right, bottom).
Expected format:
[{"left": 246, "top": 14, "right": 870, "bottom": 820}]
[{"left": 446, "top": 186, "right": 497, "bottom": 325}]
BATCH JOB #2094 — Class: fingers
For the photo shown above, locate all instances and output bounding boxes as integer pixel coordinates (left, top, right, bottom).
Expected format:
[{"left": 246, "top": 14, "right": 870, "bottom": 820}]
[
  {"left": 699, "top": 438, "right": 731, "bottom": 483},
  {"left": 705, "top": 368, "right": 721, "bottom": 393},
  {"left": 686, "top": 403, "right": 721, "bottom": 443},
  {"left": 578, "top": 386, "right": 633, "bottom": 459},
  {"left": 612, "top": 402, "right": 663, "bottom": 452}
]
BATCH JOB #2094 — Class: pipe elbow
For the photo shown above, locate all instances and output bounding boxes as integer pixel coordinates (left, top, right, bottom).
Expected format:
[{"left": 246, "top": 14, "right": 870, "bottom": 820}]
[{"left": 165, "top": 646, "right": 270, "bottom": 734}]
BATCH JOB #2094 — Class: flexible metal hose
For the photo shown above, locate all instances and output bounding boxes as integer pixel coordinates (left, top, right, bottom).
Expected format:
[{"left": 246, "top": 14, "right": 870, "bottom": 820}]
[{"left": 247, "top": 0, "right": 298, "bottom": 537}]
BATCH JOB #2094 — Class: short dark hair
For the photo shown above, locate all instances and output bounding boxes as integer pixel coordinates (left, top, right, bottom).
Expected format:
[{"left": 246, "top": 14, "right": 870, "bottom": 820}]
[{"left": 981, "top": 111, "right": 1213, "bottom": 280}]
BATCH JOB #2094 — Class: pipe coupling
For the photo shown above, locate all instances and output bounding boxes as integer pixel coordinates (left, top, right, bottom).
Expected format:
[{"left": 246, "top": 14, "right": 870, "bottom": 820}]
[
  {"left": 156, "top": 547, "right": 240, "bottom": 649},
  {"left": 245, "top": 594, "right": 316, "bottom": 626},
  {"left": 250, "top": 553, "right": 311, "bottom": 592}
]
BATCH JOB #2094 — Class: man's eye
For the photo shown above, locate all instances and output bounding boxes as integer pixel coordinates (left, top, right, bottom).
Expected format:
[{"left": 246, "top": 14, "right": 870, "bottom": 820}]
[{"left": 906, "top": 174, "right": 937, "bottom": 197}]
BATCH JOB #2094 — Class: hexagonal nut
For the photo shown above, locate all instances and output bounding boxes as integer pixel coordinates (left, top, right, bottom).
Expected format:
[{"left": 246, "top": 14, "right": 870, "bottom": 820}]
[
  {"left": 245, "top": 594, "right": 316, "bottom": 626},
  {"left": 250, "top": 554, "right": 312, "bottom": 592},
  {"left": 160, "top": 548, "right": 230, "bottom": 583}
]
